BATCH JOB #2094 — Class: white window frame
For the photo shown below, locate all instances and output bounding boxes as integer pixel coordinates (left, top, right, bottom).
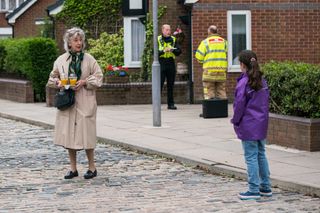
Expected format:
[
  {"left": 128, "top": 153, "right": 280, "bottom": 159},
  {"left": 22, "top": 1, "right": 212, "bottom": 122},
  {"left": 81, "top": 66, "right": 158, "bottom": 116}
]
[
  {"left": 8, "top": 0, "right": 17, "bottom": 11},
  {"left": 227, "top": 10, "right": 251, "bottom": 72},
  {"left": 0, "top": 0, "right": 9, "bottom": 11},
  {"left": 124, "top": 16, "right": 145, "bottom": 68},
  {"left": 0, "top": 27, "right": 12, "bottom": 37},
  {"left": 0, "top": 0, "right": 25, "bottom": 12}
]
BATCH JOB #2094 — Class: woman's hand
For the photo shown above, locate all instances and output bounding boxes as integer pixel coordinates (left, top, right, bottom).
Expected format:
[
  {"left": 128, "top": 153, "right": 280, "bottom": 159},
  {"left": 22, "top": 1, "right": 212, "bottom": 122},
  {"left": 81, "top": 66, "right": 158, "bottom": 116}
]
[
  {"left": 56, "top": 80, "right": 64, "bottom": 89},
  {"left": 74, "top": 79, "right": 86, "bottom": 91}
]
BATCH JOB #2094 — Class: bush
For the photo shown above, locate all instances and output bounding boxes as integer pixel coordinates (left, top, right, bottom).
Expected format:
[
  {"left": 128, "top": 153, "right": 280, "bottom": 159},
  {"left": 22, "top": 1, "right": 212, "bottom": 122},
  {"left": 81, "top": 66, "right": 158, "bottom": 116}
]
[
  {"left": 87, "top": 30, "right": 124, "bottom": 69},
  {"left": 0, "top": 38, "right": 30, "bottom": 76},
  {"left": 0, "top": 44, "right": 6, "bottom": 72},
  {"left": 263, "top": 61, "right": 320, "bottom": 118},
  {"left": 0, "top": 38, "right": 58, "bottom": 101},
  {"left": 27, "top": 38, "right": 58, "bottom": 101}
]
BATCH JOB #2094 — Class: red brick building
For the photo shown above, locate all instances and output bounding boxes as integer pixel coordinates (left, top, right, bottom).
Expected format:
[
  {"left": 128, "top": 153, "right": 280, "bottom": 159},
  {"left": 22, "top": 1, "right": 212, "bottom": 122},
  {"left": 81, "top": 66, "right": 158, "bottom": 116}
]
[
  {"left": 188, "top": 0, "right": 320, "bottom": 102},
  {"left": 6, "top": 0, "right": 56, "bottom": 38},
  {"left": 0, "top": 0, "right": 27, "bottom": 38},
  {"left": 0, "top": 12, "right": 11, "bottom": 38}
]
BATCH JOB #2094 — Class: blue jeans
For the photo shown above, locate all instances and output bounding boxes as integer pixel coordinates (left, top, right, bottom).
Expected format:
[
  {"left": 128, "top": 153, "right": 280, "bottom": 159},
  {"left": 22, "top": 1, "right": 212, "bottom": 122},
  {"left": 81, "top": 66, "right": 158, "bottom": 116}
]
[{"left": 241, "top": 140, "right": 271, "bottom": 193}]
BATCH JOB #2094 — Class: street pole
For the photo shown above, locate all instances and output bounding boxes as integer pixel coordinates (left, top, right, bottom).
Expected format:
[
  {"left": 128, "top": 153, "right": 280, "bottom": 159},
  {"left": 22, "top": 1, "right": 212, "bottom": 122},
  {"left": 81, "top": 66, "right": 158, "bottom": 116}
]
[{"left": 152, "top": 0, "right": 161, "bottom": 127}]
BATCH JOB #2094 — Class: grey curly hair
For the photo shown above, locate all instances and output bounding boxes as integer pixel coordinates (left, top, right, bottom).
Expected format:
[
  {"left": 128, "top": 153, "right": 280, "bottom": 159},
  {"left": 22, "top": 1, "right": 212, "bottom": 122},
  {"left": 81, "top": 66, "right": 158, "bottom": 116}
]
[{"left": 63, "top": 27, "right": 86, "bottom": 52}]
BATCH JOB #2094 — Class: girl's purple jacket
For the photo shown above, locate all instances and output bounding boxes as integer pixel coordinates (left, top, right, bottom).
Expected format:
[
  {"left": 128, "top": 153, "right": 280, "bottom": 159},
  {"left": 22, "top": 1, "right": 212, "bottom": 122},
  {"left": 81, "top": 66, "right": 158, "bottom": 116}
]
[{"left": 231, "top": 73, "right": 269, "bottom": 141}]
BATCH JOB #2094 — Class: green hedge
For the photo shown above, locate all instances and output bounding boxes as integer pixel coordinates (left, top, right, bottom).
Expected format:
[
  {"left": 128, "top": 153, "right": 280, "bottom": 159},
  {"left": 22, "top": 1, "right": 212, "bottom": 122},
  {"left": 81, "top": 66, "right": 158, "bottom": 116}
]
[
  {"left": 263, "top": 61, "right": 320, "bottom": 118},
  {"left": 0, "top": 38, "right": 58, "bottom": 101},
  {"left": 0, "top": 44, "right": 5, "bottom": 72}
]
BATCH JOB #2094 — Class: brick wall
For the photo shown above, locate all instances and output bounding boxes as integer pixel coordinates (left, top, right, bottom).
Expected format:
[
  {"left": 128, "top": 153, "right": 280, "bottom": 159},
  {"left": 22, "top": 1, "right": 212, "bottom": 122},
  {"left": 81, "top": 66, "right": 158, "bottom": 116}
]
[
  {"left": 98, "top": 81, "right": 189, "bottom": 105},
  {"left": 14, "top": 0, "right": 56, "bottom": 38},
  {"left": 46, "top": 81, "right": 189, "bottom": 106},
  {"left": 0, "top": 78, "right": 34, "bottom": 103},
  {"left": 268, "top": 113, "right": 320, "bottom": 151},
  {"left": 0, "top": 12, "right": 10, "bottom": 27},
  {"left": 192, "top": 1, "right": 320, "bottom": 102}
]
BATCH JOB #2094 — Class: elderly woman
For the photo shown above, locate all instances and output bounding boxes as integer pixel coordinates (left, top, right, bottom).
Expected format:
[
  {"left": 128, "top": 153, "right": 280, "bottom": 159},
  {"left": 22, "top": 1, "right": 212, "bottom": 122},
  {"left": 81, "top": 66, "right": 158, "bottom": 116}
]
[{"left": 47, "top": 27, "right": 103, "bottom": 179}]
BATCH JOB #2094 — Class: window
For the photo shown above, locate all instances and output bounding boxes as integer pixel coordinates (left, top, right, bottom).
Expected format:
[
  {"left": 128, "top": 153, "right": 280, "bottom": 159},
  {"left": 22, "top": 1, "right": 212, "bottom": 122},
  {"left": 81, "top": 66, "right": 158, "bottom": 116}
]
[
  {"left": 124, "top": 17, "right": 146, "bottom": 67},
  {"left": 0, "top": 0, "right": 25, "bottom": 11},
  {"left": 227, "top": 11, "right": 251, "bottom": 71},
  {"left": 0, "top": 0, "right": 7, "bottom": 10},
  {"left": 9, "top": 0, "right": 16, "bottom": 10},
  {"left": 0, "top": 27, "right": 12, "bottom": 39}
]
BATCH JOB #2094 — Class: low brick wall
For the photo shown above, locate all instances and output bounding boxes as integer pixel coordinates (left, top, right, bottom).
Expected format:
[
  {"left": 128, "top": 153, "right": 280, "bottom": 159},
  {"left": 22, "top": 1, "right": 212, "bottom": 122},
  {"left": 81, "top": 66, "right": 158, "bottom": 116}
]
[
  {"left": 0, "top": 78, "right": 34, "bottom": 103},
  {"left": 46, "top": 86, "right": 59, "bottom": 107},
  {"left": 267, "top": 113, "right": 320, "bottom": 151},
  {"left": 46, "top": 81, "right": 189, "bottom": 106}
]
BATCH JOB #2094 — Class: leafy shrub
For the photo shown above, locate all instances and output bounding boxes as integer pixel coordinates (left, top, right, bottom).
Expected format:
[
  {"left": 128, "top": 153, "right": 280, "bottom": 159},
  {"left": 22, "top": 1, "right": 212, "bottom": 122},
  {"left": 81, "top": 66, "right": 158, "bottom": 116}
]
[
  {"left": 263, "top": 61, "right": 320, "bottom": 118},
  {"left": 58, "top": 0, "right": 122, "bottom": 38},
  {"left": 0, "top": 38, "right": 58, "bottom": 101},
  {"left": 87, "top": 30, "right": 124, "bottom": 69},
  {"left": 0, "top": 44, "right": 6, "bottom": 72},
  {"left": 27, "top": 38, "right": 58, "bottom": 101},
  {"left": 1, "top": 38, "right": 30, "bottom": 76}
]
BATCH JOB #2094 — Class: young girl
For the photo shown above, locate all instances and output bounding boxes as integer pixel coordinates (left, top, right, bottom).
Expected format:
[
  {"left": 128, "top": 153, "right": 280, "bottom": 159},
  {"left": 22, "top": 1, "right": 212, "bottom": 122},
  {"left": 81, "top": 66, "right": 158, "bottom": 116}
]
[{"left": 231, "top": 50, "right": 272, "bottom": 200}]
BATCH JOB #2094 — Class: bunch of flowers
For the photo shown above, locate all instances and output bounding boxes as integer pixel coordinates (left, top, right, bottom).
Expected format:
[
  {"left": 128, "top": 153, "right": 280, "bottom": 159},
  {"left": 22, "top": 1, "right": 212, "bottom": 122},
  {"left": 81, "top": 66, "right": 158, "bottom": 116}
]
[
  {"left": 173, "top": 26, "right": 185, "bottom": 45},
  {"left": 104, "top": 65, "right": 129, "bottom": 77}
]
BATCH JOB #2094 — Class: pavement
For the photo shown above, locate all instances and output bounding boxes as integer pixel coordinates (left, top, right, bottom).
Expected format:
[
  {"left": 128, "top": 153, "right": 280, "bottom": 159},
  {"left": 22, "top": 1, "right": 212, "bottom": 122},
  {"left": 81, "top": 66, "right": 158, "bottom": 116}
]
[{"left": 0, "top": 99, "right": 320, "bottom": 197}]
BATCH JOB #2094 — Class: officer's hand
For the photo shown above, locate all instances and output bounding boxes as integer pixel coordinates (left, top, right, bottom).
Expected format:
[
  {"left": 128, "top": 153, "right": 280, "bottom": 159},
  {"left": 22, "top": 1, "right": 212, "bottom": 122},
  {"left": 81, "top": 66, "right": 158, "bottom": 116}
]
[{"left": 164, "top": 47, "right": 171, "bottom": 52}]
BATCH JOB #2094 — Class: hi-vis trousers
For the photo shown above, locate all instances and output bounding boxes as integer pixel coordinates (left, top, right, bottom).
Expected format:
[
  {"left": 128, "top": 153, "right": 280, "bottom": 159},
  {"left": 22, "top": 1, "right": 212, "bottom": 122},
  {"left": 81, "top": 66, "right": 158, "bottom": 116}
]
[{"left": 203, "top": 81, "right": 227, "bottom": 99}]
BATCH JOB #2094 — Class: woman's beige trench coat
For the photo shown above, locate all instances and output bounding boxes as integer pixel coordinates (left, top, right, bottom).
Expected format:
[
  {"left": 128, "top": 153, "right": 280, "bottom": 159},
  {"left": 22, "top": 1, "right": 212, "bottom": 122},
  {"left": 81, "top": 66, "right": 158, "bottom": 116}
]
[{"left": 47, "top": 52, "right": 103, "bottom": 150}]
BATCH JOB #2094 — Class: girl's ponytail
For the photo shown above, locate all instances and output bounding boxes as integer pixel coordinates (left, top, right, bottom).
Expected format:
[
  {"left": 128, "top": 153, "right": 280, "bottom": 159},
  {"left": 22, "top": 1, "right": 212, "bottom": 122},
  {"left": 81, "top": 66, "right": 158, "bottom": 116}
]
[
  {"left": 248, "top": 58, "right": 263, "bottom": 91},
  {"left": 238, "top": 50, "right": 263, "bottom": 91}
]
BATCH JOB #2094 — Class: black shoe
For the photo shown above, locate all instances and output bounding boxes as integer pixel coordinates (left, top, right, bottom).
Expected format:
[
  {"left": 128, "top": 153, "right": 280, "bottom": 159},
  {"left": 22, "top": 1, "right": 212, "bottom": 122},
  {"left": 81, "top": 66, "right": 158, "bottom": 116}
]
[
  {"left": 64, "top": 170, "right": 79, "bottom": 179},
  {"left": 199, "top": 113, "right": 203, "bottom": 117},
  {"left": 168, "top": 105, "right": 177, "bottom": 110},
  {"left": 84, "top": 170, "right": 97, "bottom": 179}
]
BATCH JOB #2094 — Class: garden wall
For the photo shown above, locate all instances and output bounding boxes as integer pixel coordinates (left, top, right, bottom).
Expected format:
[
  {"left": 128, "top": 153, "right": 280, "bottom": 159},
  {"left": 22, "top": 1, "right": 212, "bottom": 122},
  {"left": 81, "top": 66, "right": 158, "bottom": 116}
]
[
  {"left": 268, "top": 113, "right": 320, "bottom": 152},
  {"left": 0, "top": 78, "right": 34, "bottom": 103},
  {"left": 46, "top": 81, "right": 189, "bottom": 106}
]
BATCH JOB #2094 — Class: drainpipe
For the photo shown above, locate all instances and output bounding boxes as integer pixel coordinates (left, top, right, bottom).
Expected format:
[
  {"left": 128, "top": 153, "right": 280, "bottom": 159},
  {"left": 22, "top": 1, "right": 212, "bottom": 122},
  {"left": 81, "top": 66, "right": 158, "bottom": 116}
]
[
  {"left": 187, "top": 8, "right": 194, "bottom": 104},
  {"left": 183, "top": 0, "right": 198, "bottom": 104},
  {"left": 46, "top": 9, "right": 55, "bottom": 39}
]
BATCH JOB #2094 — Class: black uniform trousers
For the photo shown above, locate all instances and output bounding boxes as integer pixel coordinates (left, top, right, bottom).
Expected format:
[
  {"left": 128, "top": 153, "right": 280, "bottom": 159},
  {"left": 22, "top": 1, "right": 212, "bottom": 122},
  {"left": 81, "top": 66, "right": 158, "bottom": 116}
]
[{"left": 160, "top": 58, "right": 176, "bottom": 107}]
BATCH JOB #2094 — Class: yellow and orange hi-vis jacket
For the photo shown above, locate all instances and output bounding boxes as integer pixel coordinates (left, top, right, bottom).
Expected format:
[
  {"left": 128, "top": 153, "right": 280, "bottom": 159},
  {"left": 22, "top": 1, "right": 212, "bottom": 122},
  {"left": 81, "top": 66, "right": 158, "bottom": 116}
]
[{"left": 195, "top": 35, "right": 228, "bottom": 82}]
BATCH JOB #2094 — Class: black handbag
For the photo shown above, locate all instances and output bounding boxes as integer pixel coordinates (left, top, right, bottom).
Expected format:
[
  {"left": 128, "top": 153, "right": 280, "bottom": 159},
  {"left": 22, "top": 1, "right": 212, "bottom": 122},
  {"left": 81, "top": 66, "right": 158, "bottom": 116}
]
[{"left": 54, "top": 88, "right": 75, "bottom": 110}]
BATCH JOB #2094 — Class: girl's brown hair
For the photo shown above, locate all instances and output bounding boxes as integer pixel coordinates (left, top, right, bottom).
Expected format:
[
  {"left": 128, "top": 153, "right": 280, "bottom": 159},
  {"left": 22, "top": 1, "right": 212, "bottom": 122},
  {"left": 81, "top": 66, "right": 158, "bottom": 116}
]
[{"left": 238, "top": 50, "right": 263, "bottom": 91}]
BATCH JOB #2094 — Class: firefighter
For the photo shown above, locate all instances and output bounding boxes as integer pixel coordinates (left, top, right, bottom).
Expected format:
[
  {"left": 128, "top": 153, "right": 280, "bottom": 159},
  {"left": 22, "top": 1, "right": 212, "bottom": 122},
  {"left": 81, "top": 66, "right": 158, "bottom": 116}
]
[
  {"left": 195, "top": 25, "right": 228, "bottom": 100},
  {"left": 158, "top": 24, "right": 181, "bottom": 110}
]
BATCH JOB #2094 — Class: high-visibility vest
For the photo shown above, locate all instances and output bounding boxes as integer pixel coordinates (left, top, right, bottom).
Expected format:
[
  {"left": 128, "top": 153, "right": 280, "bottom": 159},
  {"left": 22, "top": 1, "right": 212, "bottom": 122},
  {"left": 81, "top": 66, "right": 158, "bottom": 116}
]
[
  {"left": 158, "top": 35, "right": 176, "bottom": 59},
  {"left": 195, "top": 35, "right": 228, "bottom": 82}
]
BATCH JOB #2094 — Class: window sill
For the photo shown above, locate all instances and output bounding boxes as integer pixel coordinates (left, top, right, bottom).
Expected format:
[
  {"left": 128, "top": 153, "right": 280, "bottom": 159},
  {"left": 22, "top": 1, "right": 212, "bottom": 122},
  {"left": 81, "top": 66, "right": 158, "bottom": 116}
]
[
  {"left": 124, "top": 61, "right": 142, "bottom": 68},
  {"left": 228, "top": 67, "right": 241, "bottom": 73}
]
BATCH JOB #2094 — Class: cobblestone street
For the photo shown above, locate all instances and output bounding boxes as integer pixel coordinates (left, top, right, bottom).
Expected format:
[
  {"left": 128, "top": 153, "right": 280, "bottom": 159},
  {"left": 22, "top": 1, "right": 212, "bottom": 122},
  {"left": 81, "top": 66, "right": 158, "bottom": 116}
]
[{"left": 0, "top": 117, "right": 319, "bottom": 212}]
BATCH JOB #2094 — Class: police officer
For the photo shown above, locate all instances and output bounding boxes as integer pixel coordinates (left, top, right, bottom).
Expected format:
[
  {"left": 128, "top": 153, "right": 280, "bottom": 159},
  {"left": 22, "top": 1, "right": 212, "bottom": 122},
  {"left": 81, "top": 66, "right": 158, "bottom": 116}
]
[
  {"left": 158, "top": 24, "right": 181, "bottom": 110},
  {"left": 195, "top": 25, "right": 228, "bottom": 100}
]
